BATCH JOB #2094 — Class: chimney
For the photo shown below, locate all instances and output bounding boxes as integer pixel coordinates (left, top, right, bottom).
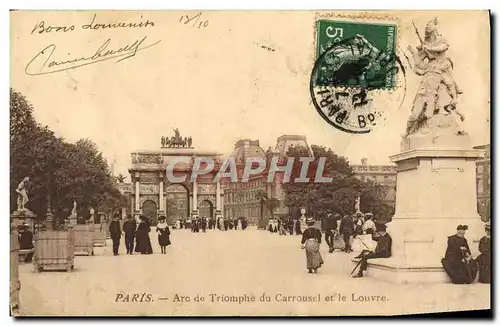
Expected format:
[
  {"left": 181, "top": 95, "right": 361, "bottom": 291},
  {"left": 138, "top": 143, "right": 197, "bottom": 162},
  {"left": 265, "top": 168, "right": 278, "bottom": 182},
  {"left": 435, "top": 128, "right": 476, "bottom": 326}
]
[{"left": 361, "top": 158, "right": 368, "bottom": 166}]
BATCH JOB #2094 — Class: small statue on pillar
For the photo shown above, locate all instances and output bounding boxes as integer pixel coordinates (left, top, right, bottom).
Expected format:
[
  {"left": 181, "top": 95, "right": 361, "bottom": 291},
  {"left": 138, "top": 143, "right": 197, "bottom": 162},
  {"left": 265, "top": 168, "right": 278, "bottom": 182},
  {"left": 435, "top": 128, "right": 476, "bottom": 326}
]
[{"left": 15, "top": 176, "right": 30, "bottom": 211}]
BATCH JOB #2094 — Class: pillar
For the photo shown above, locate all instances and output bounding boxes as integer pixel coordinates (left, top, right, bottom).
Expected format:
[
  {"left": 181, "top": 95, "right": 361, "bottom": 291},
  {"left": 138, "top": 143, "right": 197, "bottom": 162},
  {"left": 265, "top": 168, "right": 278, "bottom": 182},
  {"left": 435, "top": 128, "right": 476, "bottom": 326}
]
[
  {"left": 159, "top": 179, "right": 164, "bottom": 211},
  {"left": 135, "top": 178, "right": 140, "bottom": 212},
  {"left": 220, "top": 190, "right": 225, "bottom": 217},
  {"left": 361, "top": 136, "right": 484, "bottom": 284},
  {"left": 192, "top": 181, "right": 198, "bottom": 215},
  {"left": 215, "top": 181, "right": 221, "bottom": 215}
]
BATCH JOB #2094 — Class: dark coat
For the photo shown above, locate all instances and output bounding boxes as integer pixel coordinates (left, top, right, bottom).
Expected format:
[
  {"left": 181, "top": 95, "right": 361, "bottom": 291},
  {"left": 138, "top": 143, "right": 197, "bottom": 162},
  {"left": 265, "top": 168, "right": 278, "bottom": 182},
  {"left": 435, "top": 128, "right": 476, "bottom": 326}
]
[
  {"left": 370, "top": 233, "right": 392, "bottom": 258},
  {"left": 122, "top": 220, "right": 136, "bottom": 237},
  {"left": 109, "top": 220, "right": 122, "bottom": 239},
  {"left": 442, "top": 234, "right": 477, "bottom": 284},
  {"left": 324, "top": 216, "right": 338, "bottom": 231},
  {"left": 339, "top": 217, "right": 354, "bottom": 235},
  {"left": 157, "top": 225, "right": 171, "bottom": 246},
  {"left": 301, "top": 227, "right": 322, "bottom": 244},
  {"left": 477, "top": 236, "right": 491, "bottom": 283},
  {"left": 444, "top": 235, "right": 471, "bottom": 261},
  {"left": 19, "top": 230, "right": 34, "bottom": 250}
]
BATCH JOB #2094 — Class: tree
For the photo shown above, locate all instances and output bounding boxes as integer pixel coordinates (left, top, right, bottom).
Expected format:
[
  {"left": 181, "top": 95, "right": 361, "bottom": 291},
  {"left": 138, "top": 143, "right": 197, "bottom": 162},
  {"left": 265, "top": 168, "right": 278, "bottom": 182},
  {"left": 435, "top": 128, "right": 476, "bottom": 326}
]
[
  {"left": 264, "top": 198, "right": 281, "bottom": 218},
  {"left": 282, "top": 144, "right": 388, "bottom": 219},
  {"left": 10, "top": 89, "right": 126, "bottom": 220}
]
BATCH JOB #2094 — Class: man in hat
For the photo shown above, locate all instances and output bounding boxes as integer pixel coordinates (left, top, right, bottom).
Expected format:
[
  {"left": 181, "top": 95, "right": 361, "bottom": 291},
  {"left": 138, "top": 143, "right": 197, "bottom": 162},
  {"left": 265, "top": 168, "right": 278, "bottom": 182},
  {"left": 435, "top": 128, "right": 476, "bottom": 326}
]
[
  {"left": 352, "top": 223, "right": 392, "bottom": 278},
  {"left": 476, "top": 222, "right": 491, "bottom": 283},
  {"left": 109, "top": 214, "right": 123, "bottom": 256},
  {"left": 122, "top": 215, "right": 136, "bottom": 255},
  {"left": 441, "top": 225, "right": 477, "bottom": 284},
  {"left": 339, "top": 215, "right": 354, "bottom": 253},
  {"left": 18, "top": 222, "right": 34, "bottom": 262}
]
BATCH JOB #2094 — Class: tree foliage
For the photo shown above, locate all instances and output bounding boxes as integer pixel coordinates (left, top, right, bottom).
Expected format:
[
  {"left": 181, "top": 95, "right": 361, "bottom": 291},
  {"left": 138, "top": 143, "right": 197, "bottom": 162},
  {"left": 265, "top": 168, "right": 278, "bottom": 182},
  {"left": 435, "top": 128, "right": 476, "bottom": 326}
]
[
  {"left": 264, "top": 198, "right": 280, "bottom": 218},
  {"left": 282, "top": 144, "right": 393, "bottom": 220},
  {"left": 10, "top": 88, "right": 126, "bottom": 220}
]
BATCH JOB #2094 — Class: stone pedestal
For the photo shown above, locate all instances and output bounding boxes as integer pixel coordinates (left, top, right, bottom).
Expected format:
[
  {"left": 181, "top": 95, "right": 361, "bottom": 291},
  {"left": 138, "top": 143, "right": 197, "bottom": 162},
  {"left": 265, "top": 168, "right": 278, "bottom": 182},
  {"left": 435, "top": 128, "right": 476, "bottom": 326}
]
[
  {"left": 11, "top": 209, "right": 36, "bottom": 231},
  {"left": 366, "top": 132, "right": 484, "bottom": 284}
]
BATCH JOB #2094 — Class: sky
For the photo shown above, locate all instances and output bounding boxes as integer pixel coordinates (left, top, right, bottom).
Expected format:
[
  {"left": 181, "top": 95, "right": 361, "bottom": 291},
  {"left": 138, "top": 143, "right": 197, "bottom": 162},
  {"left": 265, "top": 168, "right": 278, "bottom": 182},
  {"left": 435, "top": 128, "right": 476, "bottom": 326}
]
[{"left": 11, "top": 11, "right": 490, "bottom": 181}]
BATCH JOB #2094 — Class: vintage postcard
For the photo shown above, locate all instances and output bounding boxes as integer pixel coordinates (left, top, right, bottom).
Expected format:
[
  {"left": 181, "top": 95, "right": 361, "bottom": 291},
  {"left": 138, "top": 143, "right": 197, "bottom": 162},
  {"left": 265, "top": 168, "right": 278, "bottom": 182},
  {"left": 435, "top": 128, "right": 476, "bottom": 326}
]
[{"left": 10, "top": 10, "right": 490, "bottom": 316}]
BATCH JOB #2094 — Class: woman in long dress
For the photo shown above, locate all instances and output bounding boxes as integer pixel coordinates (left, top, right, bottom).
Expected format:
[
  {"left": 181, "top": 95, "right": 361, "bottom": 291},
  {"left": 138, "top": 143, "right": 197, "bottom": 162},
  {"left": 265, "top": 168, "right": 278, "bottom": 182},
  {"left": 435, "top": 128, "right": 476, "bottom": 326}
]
[
  {"left": 156, "top": 218, "right": 171, "bottom": 254},
  {"left": 301, "top": 217, "right": 324, "bottom": 273},
  {"left": 135, "top": 216, "right": 153, "bottom": 255}
]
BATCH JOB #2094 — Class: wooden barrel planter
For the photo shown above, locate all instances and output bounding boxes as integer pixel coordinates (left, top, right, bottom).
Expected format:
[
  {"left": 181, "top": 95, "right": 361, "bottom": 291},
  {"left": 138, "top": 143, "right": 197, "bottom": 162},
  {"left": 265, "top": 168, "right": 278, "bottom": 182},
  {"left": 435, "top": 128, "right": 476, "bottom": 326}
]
[
  {"left": 10, "top": 230, "right": 20, "bottom": 315},
  {"left": 33, "top": 230, "right": 75, "bottom": 272},
  {"left": 92, "top": 223, "right": 107, "bottom": 247},
  {"left": 73, "top": 224, "right": 94, "bottom": 256}
]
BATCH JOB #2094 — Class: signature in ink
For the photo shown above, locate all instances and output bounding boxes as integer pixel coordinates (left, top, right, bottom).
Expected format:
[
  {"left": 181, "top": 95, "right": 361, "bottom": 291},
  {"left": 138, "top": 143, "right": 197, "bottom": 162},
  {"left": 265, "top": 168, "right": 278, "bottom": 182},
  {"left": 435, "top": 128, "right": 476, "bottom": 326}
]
[{"left": 25, "top": 36, "right": 161, "bottom": 76}]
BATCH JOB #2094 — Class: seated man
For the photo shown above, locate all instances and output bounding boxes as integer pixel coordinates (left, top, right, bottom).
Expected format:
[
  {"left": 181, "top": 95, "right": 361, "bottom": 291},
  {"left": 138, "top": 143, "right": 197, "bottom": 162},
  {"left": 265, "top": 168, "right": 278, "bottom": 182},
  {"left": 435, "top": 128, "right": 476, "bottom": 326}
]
[
  {"left": 441, "top": 225, "right": 477, "bottom": 284},
  {"left": 18, "top": 223, "right": 34, "bottom": 262},
  {"left": 352, "top": 223, "right": 392, "bottom": 278}
]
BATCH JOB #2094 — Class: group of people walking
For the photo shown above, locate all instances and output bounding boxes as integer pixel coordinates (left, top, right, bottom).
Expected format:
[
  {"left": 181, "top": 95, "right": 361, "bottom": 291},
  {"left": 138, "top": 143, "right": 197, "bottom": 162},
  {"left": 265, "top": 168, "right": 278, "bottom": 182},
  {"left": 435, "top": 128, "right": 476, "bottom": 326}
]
[
  {"left": 267, "top": 217, "right": 302, "bottom": 235},
  {"left": 298, "top": 211, "right": 491, "bottom": 284},
  {"left": 175, "top": 216, "right": 249, "bottom": 232},
  {"left": 108, "top": 214, "right": 171, "bottom": 256},
  {"left": 322, "top": 212, "right": 376, "bottom": 253},
  {"left": 300, "top": 212, "right": 389, "bottom": 276}
]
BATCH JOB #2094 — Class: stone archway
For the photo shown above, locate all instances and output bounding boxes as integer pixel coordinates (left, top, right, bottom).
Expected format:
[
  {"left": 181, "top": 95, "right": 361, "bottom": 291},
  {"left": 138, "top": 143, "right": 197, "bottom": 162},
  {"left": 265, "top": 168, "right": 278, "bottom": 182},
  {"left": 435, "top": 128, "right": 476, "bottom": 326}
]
[
  {"left": 165, "top": 183, "right": 190, "bottom": 220},
  {"left": 198, "top": 199, "right": 214, "bottom": 218},
  {"left": 142, "top": 200, "right": 158, "bottom": 222}
]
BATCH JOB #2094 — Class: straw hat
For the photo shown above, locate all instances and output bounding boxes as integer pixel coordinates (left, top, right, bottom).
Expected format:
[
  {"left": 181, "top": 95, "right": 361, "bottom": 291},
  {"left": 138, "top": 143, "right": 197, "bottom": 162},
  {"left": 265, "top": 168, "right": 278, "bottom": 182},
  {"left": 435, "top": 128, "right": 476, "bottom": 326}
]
[{"left": 305, "top": 217, "right": 315, "bottom": 225}]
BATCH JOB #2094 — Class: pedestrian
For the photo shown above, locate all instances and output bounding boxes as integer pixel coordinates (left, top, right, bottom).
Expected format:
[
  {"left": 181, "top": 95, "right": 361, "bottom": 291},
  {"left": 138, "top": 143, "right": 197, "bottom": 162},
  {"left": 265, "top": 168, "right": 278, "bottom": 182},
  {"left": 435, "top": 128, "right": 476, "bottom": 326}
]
[
  {"left": 295, "top": 218, "right": 302, "bottom": 235},
  {"left": 340, "top": 215, "right": 354, "bottom": 253},
  {"left": 241, "top": 218, "right": 248, "bottom": 230},
  {"left": 201, "top": 217, "right": 207, "bottom": 233},
  {"left": 324, "top": 213, "right": 338, "bottom": 253},
  {"left": 156, "top": 217, "right": 171, "bottom": 254},
  {"left": 224, "top": 218, "right": 229, "bottom": 231},
  {"left": 109, "top": 214, "right": 122, "bottom": 256},
  {"left": 362, "top": 213, "right": 376, "bottom": 235},
  {"left": 441, "top": 225, "right": 477, "bottom": 284},
  {"left": 476, "top": 221, "right": 491, "bottom": 283},
  {"left": 352, "top": 223, "right": 392, "bottom": 278},
  {"left": 122, "top": 215, "right": 136, "bottom": 254},
  {"left": 301, "top": 217, "right": 324, "bottom": 274},
  {"left": 278, "top": 218, "right": 287, "bottom": 235},
  {"left": 135, "top": 216, "right": 153, "bottom": 255},
  {"left": 288, "top": 218, "right": 295, "bottom": 235}
]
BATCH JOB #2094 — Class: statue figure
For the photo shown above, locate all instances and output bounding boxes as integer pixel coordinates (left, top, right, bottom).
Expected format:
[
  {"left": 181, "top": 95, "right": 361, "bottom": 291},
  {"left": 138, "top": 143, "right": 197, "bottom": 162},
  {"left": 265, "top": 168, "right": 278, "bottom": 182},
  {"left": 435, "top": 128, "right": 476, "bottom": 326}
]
[
  {"left": 165, "top": 138, "right": 170, "bottom": 148},
  {"left": 89, "top": 207, "right": 95, "bottom": 223},
  {"left": 161, "top": 136, "right": 165, "bottom": 148},
  {"left": 71, "top": 200, "right": 77, "bottom": 217},
  {"left": 15, "top": 176, "right": 29, "bottom": 211},
  {"left": 404, "top": 18, "right": 465, "bottom": 137},
  {"left": 173, "top": 128, "right": 180, "bottom": 140},
  {"left": 355, "top": 196, "right": 361, "bottom": 213},
  {"left": 170, "top": 136, "right": 176, "bottom": 147},
  {"left": 187, "top": 137, "right": 192, "bottom": 148}
]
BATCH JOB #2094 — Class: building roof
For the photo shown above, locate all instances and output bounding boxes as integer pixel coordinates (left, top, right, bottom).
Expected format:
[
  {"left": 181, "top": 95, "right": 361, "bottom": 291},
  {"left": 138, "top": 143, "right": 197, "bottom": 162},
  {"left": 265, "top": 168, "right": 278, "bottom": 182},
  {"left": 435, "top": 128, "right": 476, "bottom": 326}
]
[{"left": 229, "top": 139, "right": 267, "bottom": 164}]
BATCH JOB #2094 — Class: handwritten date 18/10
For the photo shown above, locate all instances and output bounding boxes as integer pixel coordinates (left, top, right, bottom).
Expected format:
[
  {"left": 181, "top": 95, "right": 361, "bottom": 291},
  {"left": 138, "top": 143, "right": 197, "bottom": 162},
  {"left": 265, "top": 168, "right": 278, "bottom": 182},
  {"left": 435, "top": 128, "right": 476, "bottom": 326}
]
[{"left": 179, "top": 12, "right": 209, "bottom": 29}]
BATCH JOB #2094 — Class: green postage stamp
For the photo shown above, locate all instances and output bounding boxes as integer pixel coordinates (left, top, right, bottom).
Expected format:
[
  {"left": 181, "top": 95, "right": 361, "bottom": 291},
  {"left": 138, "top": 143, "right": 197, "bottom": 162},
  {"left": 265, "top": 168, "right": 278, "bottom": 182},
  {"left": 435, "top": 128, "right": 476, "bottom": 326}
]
[{"left": 314, "top": 19, "right": 397, "bottom": 89}]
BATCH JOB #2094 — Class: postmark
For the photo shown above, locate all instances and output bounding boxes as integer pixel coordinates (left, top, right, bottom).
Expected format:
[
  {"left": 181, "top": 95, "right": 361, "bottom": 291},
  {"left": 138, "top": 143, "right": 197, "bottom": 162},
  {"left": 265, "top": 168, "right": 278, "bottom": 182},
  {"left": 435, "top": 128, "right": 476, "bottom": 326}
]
[{"left": 310, "top": 18, "right": 405, "bottom": 134}]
